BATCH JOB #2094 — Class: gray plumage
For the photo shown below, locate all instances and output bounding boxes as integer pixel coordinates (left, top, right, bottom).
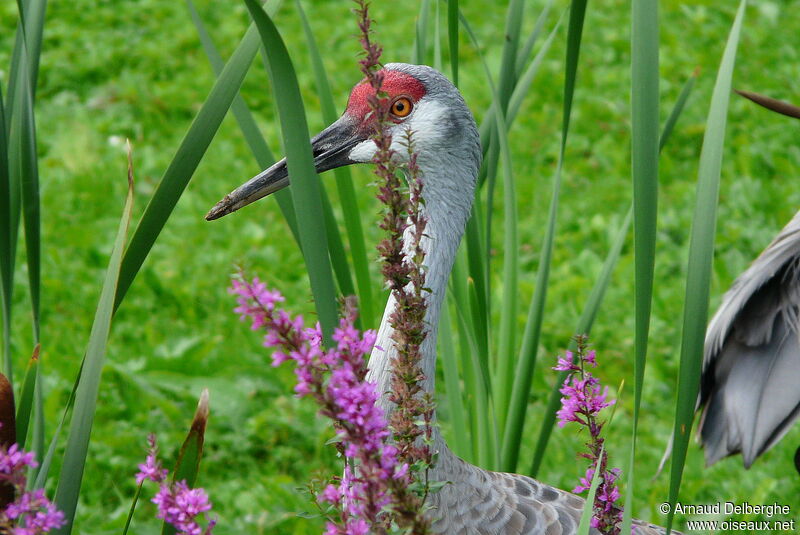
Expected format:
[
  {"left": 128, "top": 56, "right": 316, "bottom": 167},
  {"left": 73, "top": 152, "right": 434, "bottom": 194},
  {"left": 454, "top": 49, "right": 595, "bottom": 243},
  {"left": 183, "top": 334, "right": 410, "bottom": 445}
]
[
  {"left": 699, "top": 211, "right": 800, "bottom": 467},
  {"left": 210, "top": 63, "right": 678, "bottom": 533},
  {"left": 363, "top": 64, "right": 676, "bottom": 534}
]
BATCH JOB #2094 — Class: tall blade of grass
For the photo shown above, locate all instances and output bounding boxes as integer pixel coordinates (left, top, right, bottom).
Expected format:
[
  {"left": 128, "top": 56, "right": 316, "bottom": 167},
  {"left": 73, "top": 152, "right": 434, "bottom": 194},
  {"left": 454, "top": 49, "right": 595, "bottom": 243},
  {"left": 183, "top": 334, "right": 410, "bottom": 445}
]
[
  {"left": 476, "top": 1, "right": 556, "bottom": 179},
  {"left": 461, "top": 9, "right": 561, "bottom": 335},
  {"left": 295, "top": 0, "right": 375, "bottom": 325},
  {"left": 243, "top": 0, "right": 338, "bottom": 343},
  {"left": 667, "top": 2, "right": 747, "bottom": 531},
  {"left": 192, "top": 1, "right": 354, "bottom": 310},
  {"left": 576, "top": 445, "right": 605, "bottom": 535},
  {"left": 500, "top": 0, "right": 588, "bottom": 473},
  {"left": 32, "top": 370, "right": 44, "bottom": 464},
  {"left": 0, "top": 82, "right": 13, "bottom": 380},
  {"left": 439, "top": 304, "right": 471, "bottom": 461},
  {"left": 515, "top": 0, "right": 554, "bottom": 76},
  {"left": 507, "top": 12, "right": 563, "bottom": 126},
  {"left": 33, "top": 367, "right": 78, "bottom": 489},
  {"left": 621, "top": 1, "right": 659, "bottom": 531},
  {"left": 497, "top": 0, "right": 524, "bottom": 111},
  {"left": 114, "top": 2, "right": 284, "bottom": 311},
  {"left": 457, "top": 11, "right": 518, "bottom": 435},
  {"left": 529, "top": 70, "right": 698, "bottom": 477},
  {"left": 320, "top": 191, "right": 357, "bottom": 299},
  {"left": 185, "top": 0, "right": 299, "bottom": 244},
  {"left": 14, "top": 344, "right": 38, "bottom": 450},
  {"left": 433, "top": 0, "right": 442, "bottom": 72},
  {"left": 454, "top": 16, "right": 491, "bottom": 352},
  {"left": 530, "top": 207, "right": 631, "bottom": 476},
  {"left": 12, "top": 31, "right": 42, "bottom": 344},
  {"left": 254, "top": 31, "right": 355, "bottom": 306},
  {"left": 447, "top": 0, "right": 458, "bottom": 85},
  {"left": 5, "top": 0, "right": 47, "bottom": 127},
  {"left": 450, "top": 255, "right": 491, "bottom": 397},
  {"left": 413, "top": 0, "right": 431, "bottom": 64},
  {"left": 458, "top": 12, "right": 501, "bottom": 316},
  {"left": 162, "top": 389, "right": 209, "bottom": 535},
  {"left": 1, "top": 0, "right": 46, "bottom": 365},
  {"left": 450, "top": 254, "right": 495, "bottom": 466},
  {"left": 54, "top": 148, "right": 136, "bottom": 534},
  {"left": 660, "top": 71, "right": 697, "bottom": 153}
]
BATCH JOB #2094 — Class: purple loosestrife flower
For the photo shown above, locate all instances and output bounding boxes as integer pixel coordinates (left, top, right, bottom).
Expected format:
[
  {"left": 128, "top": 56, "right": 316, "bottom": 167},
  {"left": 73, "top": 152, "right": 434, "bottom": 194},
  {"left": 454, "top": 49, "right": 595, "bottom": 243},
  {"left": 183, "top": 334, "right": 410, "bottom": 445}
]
[
  {"left": 152, "top": 482, "right": 215, "bottom": 535},
  {"left": 136, "top": 433, "right": 168, "bottom": 485},
  {"left": 136, "top": 435, "right": 215, "bottom": 535},
  {"left": 0, "top": 442, "right": 65, "bottom": 534},
  {"left": 231, "top": 276, "right": 418, "bottom": 533},
  {"left": 553, "top": 336, "right": 623, "bottom": 535}
]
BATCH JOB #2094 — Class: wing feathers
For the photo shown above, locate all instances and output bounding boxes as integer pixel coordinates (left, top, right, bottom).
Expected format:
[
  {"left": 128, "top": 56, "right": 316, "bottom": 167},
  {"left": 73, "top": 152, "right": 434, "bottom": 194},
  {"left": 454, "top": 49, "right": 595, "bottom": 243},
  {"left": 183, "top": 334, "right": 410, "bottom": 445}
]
[{"left": 700, "top": 211, "right": 800, "bottom": 466}]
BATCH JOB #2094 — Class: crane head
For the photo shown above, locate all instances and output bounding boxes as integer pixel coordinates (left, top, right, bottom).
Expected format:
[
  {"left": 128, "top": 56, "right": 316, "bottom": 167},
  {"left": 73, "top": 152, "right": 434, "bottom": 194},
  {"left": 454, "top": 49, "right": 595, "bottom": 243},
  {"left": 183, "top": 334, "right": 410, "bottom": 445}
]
[{"left": 206, "top": 63, "right": 461, "bottom": 221}]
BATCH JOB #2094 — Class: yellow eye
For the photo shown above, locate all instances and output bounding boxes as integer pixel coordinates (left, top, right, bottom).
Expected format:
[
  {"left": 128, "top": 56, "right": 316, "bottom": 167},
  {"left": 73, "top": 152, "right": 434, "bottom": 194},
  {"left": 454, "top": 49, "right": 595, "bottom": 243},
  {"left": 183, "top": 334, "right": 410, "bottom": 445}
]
[{"left": 390, "top": 97, "right": 413, "bottom": 118}]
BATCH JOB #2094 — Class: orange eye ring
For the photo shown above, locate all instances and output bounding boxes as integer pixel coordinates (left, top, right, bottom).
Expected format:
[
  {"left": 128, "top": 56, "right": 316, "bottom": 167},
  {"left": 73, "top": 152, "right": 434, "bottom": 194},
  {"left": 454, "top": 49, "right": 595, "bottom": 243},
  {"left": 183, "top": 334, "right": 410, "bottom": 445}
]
[{"left": 390, "top": 96, "right": 413, "bottom": 118}]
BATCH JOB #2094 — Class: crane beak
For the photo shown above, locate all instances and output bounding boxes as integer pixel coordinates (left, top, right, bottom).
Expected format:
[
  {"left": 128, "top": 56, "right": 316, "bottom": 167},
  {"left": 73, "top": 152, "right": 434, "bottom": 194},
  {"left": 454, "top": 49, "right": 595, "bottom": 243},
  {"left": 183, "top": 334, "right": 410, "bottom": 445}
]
[{"left": 206, "top": 115, "right": 364, "bottom": 221}]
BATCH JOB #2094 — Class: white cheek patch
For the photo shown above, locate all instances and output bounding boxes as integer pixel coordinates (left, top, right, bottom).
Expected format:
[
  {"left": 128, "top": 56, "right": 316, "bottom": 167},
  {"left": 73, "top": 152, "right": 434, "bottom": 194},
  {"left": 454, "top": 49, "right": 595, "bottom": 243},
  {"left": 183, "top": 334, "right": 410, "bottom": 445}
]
[
  {"left": 400, "top": 99, "right": 449, "bottom": 151},
  {"left": 349, "top": 139, "right": 377, "bottom": 163},
  {"left": 348, "top": 99, "right": 449, "bottom": 164}
]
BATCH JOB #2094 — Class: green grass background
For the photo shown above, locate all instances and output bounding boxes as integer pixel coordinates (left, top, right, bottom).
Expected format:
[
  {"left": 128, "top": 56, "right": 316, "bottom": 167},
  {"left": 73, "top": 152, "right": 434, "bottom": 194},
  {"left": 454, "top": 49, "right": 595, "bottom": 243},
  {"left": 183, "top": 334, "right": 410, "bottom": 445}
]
[{"left": 1, "top": 0, "right": 799, "bottom": 533}]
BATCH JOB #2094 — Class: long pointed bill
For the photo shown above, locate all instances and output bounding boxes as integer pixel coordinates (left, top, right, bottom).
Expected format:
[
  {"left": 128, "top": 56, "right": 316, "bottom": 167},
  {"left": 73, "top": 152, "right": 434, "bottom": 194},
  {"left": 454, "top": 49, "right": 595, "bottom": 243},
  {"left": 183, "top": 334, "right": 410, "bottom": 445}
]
[{"left": 206, "top": 115, "right": 364, "bottom": 221}]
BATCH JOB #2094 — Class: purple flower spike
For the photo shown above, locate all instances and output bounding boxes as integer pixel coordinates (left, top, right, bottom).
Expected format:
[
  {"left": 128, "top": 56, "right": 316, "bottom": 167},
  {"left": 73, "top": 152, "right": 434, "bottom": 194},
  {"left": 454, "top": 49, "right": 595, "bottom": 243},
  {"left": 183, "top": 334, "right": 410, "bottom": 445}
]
[
  {"left": 137, "top": 435, "right": 215, "bottom": 535},
  {"left": 555, "top": 336, "right": 623, "bottom": 535},
  {"left": 136, "top": 433, "right": 168, "bottom": 485},
  {"left": 0, "top": 443, "right": 65, "bottom": 534},
  {"left": 231, "top": 274, "right": 425, "bottom": 533}
]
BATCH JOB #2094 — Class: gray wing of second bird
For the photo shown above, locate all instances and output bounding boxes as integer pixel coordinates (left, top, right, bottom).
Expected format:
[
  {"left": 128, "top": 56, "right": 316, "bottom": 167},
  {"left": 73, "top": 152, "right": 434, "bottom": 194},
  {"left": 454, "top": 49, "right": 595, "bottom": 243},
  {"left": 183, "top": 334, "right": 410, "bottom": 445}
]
[{"left": 699, "top": 210, "right": 800, "bottom": 467}]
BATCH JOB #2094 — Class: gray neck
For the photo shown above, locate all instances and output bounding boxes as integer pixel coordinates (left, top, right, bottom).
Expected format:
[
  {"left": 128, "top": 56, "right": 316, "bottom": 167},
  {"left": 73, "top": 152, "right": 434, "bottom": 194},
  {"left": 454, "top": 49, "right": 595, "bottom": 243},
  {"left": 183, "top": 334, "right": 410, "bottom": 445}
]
[{"left": 366, "top": 153, "right": 477, "bottom": 418}]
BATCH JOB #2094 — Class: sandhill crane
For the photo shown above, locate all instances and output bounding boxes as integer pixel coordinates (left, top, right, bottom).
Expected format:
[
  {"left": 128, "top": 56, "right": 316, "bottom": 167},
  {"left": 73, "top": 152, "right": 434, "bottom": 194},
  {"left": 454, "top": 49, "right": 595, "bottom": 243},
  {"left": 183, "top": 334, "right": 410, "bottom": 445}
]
[
  {"left": 208, "top": 63, "right": 675, "bottom": 534},
  {"left": 699, "top": 91, "right": 800, "bottom": 468}
]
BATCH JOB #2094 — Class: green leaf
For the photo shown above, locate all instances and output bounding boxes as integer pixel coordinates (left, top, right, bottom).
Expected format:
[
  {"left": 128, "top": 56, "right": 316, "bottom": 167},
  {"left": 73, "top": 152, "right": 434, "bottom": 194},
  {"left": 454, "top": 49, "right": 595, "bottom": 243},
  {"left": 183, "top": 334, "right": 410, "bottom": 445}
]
[
  {"left": 242, "top": 0, "right": 339, "bottom": 344},
  {"left": 528, "top": 68, "right": 697, "bottom": 477},
  {"left": 530, "top": 207, "right": 631, "bottom": 476},
  {"left": 14, "top": 344, "right": 39, "bottom": 450},
  {"left": 576, "top": 446, "right": 605, "bottom": 535},
  {"left": 457, "top": 7, "right": 517, "bottom": 442},
  {"left": 413, "top": 0, "right": 431, "bottom": 64},
  {"left": 54, "top": 145, "right": 136, "bottom": 534},
  {"left": 162, "top": 389, "right": 209, "bottom": 535},
  {"left": 185, "top": 0, "right": 300, "bottom": 244},
  {"left": 667, "top": 2, "right": 747, "bottom": 532},
  {"left": 295, "top": 0, "right": 375, "bottom": 325},
  {"left": 660, "top": 70, "right": 697, "bottom": 153},
  {"left": 501, "top": 0, "right": 588, "bottom": 473},
  {"left": 496, "top": 0, "right": 525, "bottom": 111},
  {"left": 11, "top": 30, "right": 42, "bottom": 345},
  {"left": 621, "top": 1, "right": 660, "bottom": 530},
  {"left": 0, "top": 76, "right": 13, "bottom": 381},
  {"left": 447, "top": 0, "right": 458, "bottom": 85},
  {"left": 114, "top": 6, "right": 279, "bottom": 311},
  {"left": 439, "top": 304, "right": 471, "bottom": 461},
  {"left": 2, "top": 0, "right": 48, "bottom": 381}
]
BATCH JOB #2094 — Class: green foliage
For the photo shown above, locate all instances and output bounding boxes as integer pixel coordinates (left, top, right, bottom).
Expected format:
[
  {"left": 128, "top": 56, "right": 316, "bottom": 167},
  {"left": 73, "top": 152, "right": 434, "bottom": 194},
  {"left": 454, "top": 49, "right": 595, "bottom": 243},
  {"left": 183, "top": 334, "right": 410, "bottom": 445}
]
[{"left": 0, "top": 1, "right": 798, "bottom": 533}]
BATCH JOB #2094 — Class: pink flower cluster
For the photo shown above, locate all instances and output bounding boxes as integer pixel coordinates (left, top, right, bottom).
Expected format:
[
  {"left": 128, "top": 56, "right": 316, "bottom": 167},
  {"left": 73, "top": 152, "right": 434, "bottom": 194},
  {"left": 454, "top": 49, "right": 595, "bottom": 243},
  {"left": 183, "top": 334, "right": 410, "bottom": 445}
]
[
  {"left": 230, "top": 276, "right": 411, "bottom": 534},
  {"left": 553, "top": 337, "right": 623, "bottom": 534},
  {"left": 554, "top": 349, "right": 613, "bottom": 433},
  {"left": 136, "top": 434, "right": 215, "bottom": 535},
  {"left": 0, "top": 443, "right": 65, "bottom": 534}
]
